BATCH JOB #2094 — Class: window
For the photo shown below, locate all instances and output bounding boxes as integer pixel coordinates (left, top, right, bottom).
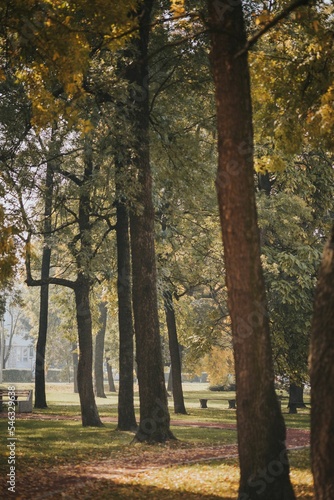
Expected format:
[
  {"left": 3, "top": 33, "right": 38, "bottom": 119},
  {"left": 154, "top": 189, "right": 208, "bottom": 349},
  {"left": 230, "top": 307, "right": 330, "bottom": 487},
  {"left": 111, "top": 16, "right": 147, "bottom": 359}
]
[{"left": 23, "top": 348, "right": 28, "bottom": 362}]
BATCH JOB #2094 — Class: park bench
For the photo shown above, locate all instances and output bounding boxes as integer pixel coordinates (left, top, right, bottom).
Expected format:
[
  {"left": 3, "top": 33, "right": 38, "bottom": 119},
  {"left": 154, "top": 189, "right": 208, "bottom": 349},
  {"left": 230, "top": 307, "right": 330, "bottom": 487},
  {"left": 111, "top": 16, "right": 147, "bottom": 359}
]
[
  {"left": 0, "top": 389, "right": 33, "bottom": 413},
  {"left": 199, "top": 398, "right": 236, "bottom": 409}
]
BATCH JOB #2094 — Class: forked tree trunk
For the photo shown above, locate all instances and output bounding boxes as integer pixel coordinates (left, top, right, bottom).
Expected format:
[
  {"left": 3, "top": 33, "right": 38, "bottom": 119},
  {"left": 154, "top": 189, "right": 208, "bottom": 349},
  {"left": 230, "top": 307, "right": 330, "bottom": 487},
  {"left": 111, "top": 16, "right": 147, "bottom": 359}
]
[
  {"left": 208, "top": 1, "right": 294, "bottom": 498},
  {"left": 116, "top": 191, "right": 137, "bottom": 430},
  {"left": 129, "top": 0, "right": 174, "bottom": 443},
  {"left": 94, "top": 301, "right": 107, "bottom": 398},
  {"left": 163, "top": 291, "right": 186, "bottom": 414},
  {"left": 310, "top": 224, "right": 334, "bottom": 499}
]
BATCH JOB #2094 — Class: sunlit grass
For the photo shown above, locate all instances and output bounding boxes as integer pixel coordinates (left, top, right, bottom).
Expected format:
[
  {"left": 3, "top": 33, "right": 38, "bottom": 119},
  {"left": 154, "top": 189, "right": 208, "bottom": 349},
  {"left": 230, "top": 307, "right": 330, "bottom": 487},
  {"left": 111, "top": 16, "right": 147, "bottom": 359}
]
[
  {"left": 115, "top": 449, "right": 313, "bottom": 499},
  {"left": 0, "top": 381, "right": 312, "bottom": 499}
]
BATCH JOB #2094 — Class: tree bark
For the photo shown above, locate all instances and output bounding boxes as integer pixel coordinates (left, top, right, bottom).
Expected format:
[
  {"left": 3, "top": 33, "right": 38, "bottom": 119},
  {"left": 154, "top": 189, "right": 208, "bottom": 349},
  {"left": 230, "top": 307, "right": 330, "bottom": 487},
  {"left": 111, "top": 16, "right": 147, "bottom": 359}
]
[
  {"left": 35, "top": 155, "right": 54, "bottom": 409},
  {"left": 72, "top": 342, "right": 78, "bottom": 394},
  {"left": 310, "top": 224, "right": 334, "bottom": 499},
  {"left": 208, "top": 1, "right": 294, "bottom": 498},
  {"left": 106, "top": 357, "right": 116, "bottom": 392},
  {"left": 94, "top": 301, "right": 107, "bottom": 398},
  {"left": 74, "top": 136, "right": 102, "bottom": 427},
  {"left": 163, "top": 291, "right": 186, "bottom": 414},
  {"left": 167, "top": 367, "right": 173, "bottom": 393},
  {"left": 75, "top": 277, "right": 102, "bottom": 426},
  {"left": 116, "top": 189, "right": 137, "bottom": 430},
  {"left": 129, "top": 0, "right": 174, "bottom": 443},
  {"left": 288, "top": 382, "right": 305, "bottom": 413}
]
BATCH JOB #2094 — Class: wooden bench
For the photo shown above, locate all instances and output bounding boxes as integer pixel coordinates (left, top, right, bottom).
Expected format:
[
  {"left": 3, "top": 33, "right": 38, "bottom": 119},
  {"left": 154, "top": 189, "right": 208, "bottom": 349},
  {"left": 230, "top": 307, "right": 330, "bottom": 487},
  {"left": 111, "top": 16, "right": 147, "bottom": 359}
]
[
  {"left": 199, "top": 398, "right": 236, "bottom": 409},
  {"left": 0, "top": 389, "right": 33, "bottom": 413}
]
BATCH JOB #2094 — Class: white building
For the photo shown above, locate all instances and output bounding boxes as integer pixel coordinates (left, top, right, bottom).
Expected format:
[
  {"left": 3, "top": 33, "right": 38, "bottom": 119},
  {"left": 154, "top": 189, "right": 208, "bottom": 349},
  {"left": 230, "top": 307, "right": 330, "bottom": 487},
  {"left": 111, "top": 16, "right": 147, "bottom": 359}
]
[
  {"left": 1, "top": 307, "right": 35, "bottom": 374},
  {"left": 5, "top": 333, "right": 35, "bottom": 370}
]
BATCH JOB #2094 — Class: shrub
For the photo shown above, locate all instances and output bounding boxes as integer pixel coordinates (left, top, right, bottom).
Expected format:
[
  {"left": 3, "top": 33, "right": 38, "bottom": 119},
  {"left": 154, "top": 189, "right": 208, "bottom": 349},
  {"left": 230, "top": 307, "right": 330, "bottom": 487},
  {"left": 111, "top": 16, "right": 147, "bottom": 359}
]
[{"left": 2, "top": 369, "right": 33, "bottom": 382}]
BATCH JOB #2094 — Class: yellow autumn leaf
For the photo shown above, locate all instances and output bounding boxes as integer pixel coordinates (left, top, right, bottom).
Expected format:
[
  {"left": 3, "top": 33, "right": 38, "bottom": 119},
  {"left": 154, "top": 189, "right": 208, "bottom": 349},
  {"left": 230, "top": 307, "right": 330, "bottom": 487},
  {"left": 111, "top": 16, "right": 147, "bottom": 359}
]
[
  {"left": 255, "top": 10, "right": 271, "bottom": 26},
  {"left": 170, "top": 0, "right": 185, "bottom": 17}
]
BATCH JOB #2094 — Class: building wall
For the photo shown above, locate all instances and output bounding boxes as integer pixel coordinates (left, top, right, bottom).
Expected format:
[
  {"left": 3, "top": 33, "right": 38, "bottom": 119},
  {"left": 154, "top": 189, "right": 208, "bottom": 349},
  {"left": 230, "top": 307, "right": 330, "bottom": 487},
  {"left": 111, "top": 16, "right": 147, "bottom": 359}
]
[{"left": 5, "top": 343, "right": 35, "bottom": 370}]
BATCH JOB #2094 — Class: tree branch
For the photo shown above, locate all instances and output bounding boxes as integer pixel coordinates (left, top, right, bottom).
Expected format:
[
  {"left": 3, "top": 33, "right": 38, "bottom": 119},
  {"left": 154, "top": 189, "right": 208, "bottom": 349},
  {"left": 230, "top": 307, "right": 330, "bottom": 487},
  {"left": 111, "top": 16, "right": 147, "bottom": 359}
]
[
  {"left": 235, "top": 0, "right": 312, "bottom": 58},
  {"left": 25, "top": 232, "right": 76, "bottom": 290}
]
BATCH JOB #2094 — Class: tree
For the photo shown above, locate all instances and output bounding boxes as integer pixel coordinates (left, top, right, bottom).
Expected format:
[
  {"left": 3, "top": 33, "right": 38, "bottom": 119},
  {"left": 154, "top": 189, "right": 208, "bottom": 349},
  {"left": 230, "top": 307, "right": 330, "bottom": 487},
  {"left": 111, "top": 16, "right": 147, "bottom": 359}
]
[
  {"left": 115, "top": 166, "right": 137, "bottom": 431},
  {"left": 207, "top": 1, "right": 295, "bottom": 498},
  {"left": 23, "top": 128, "right": 110, "bottom": 427},
  {"left": 94, "top": 301, "right": 107, "bottom": 398},
  {"left": 163, "top": 290, "right": 186, "bottom": 414},
  {"left": 127, "top": 0, "right": 175, "bottom": 443},
  {"left": 34, "top": 133, "right": 56, "bottom": 409},
  {"left": 310, "top": 223, "right": 334, "bottom": 499},
  {"left": 257, "top": 154, "right": 334, "bottom": 405}
]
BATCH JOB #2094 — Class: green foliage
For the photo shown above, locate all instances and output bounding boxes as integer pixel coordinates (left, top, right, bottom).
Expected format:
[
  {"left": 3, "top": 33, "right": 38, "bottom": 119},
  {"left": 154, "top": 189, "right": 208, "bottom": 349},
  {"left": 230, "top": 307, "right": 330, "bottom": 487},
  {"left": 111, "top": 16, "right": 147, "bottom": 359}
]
[
  {"left": 0, "top": 206, "right": 17, "bottom": 286},
  {"left": 1, "top": 0, "right": 139, "bottom": 129},
  {"left": 2, "top": 369, "right": 33, "bottom": 382},
  {"left": 258, "top": 152, "right": 334, "bottom": 383},
  {"left": 251, "top": 2, "right": 334, "bottom": 155}
]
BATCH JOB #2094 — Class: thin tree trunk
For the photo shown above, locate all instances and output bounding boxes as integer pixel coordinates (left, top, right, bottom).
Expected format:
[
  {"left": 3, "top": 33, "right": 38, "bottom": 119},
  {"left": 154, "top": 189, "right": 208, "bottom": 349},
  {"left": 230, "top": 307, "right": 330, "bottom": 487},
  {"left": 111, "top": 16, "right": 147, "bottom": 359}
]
[
  {"left": 129, "top": 0, "right": 174, "bottom": 443},
  {"left": 74, "top": 137, "right": 102, "bottom": 427},
  {"left": 35, "top": 155, "right": 54, "bottom": 409},
  {"left": 106, "top": 358, "right": 116, "bottom": 392},
  {"left": 208, "top": 1, "right": 294, "bottom": 498},
  {"left": 72, "top": 342, "right": 78, "bottom": 394},
  {"left": 310, "top": 224, "right": 334, "bottom": 499},
  {"left": 75, "top": 277, "right": 103, "bottom": 426},
  {"left": 167, "top": 367, "right": 173, "bottom": 393},
  {"left": 94, "top": 301, "right": 107, "bottom": 398},
  {"left": 163, "top": 290, "right": 186, "bottom": 414},
  {"left": 116, "top": 186, "right": 137, "bottom": 430}
]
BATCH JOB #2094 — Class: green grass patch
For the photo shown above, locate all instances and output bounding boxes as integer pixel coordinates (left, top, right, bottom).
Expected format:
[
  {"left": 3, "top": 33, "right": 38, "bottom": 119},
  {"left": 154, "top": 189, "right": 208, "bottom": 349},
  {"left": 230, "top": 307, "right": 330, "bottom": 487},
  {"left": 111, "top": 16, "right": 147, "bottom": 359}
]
[{"left": 0, "top": 382, "right": 312, "bottom": 499}]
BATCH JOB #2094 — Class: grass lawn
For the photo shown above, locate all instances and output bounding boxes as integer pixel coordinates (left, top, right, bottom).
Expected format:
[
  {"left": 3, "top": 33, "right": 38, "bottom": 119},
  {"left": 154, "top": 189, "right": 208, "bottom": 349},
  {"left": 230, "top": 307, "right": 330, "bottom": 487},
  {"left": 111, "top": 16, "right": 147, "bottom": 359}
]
[{"left": 0, "top": 382, "right": 312, "bottom": 499}]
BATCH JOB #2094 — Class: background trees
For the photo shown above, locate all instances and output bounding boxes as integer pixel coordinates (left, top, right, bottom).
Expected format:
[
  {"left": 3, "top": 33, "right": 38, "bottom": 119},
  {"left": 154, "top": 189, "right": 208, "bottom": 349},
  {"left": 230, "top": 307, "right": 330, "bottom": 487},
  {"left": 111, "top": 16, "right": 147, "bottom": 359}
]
[{"left": 1, "top": 0, "right": 334, "bottom": 493}]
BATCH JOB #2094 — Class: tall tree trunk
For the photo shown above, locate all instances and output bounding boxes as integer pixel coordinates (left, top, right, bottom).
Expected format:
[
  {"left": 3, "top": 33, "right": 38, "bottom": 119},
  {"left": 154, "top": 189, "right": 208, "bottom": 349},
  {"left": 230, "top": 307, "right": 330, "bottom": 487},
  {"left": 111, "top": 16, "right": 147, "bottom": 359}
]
[
  {"left": 75, "top": 277, "right": 102, "bottom": 426},
  {"left": 35, "top": 156, "right": 54, "bottom": 409},
  {"left": 106, "top": 357, "right": 116, "bottom": 392},
  {"left": 72, "top": 342, "right": 78, "bottom": 394},
  {"left": 163, "top": 290, "right": 186, "bottom": 414},
  {"left": 310, "top": 224, "right": 334, "bottom": 499},
  {"left": 94, "top": 301, "right": 107, "bottom": 398},
  {"left": 207, "top": 2, "right": 294, "bottom": 498},
  {"left": 129, "top": 0, "right": 174, "bottom": 443},
  {"left": 116, "top": 188, "right": 137, "bottom": 430},
  {"left": 74, "top": 136, "right": 102, "bottom": 427},
  {"left": 288, "top": 382, "right": 305, "bottom": 413},
  {"left": 167, "top": 367, "right": 173, "bottom": 393}
]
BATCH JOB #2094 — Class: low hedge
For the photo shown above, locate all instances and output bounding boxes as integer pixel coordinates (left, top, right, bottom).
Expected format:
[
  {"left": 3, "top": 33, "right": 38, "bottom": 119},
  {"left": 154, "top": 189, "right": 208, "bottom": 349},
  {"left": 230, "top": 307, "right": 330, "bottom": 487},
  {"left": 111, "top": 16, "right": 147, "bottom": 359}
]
[{"left": 2, "top": 369, "right": 33, "bottom": 382}]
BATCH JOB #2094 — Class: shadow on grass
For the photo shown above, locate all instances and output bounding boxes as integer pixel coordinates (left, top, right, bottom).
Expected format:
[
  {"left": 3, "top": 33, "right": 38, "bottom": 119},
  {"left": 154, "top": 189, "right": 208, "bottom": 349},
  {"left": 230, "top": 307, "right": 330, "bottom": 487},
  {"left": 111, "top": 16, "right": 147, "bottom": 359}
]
[
  {"left": 44, "top": 478, "right": 232, "bottom": 499},
  {"left": 1, "top": 474, "right": 233, "bottom": 500}
]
